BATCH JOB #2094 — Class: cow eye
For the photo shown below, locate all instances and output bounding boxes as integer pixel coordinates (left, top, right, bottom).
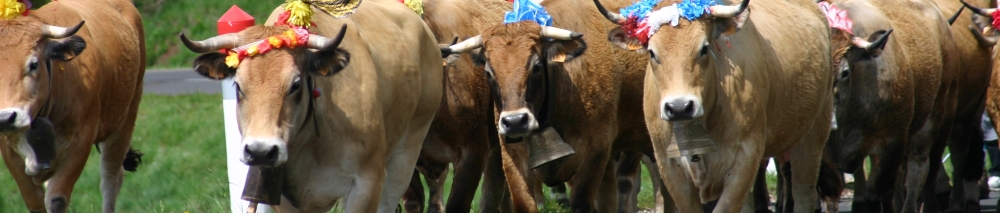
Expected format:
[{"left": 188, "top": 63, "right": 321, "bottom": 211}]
[
  {"left": 838, "top": 61, "right": 850, "bottom": 80},
  {"left": 649, "top": 51, "right": 661, "bottom": 64},
  {"left": 698, "top": 45, "right": 709, "bottom": 58},
  {"left": 289, "top": 77, "right": 302, "bottom": 95},
  {"left": 26, "top": 57, "right": 38, "bottom": 74},
  {"left": 234, "top": 82, "right": 245, "bottom": 100},
  {"left": 531, "top": 63, "right": 543, "bottom": 74}
]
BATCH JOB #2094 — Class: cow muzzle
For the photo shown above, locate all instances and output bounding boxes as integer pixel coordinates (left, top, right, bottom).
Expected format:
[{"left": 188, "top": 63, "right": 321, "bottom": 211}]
[
  {"left": 241, "top": 137, "right": 288, "bottom": 166},
  {"left": 0, "top": 108, "right": 31, "bottom": 132},
  {"left": 498, "top": 108, "right": 540, "bottom": 138},
  {"left": 660, "top": 96, "right": 703, "bottom": 121}
]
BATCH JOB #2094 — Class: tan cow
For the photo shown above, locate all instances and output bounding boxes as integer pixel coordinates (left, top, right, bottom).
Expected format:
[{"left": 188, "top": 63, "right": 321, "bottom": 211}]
[
  {"left": 593, "top": 0, "right": 834, "bottom": 211},
  {"left": 0, "top": 0, "right": 146, "bottom": 212},
  {"left": 440, "top": 0, "right": 657, "bottom": 211},
  {"left": 178, "top": 0, "right": 443, "bottom": 211},
  {"left": 401, "top": 0, "right": 510, "bottom": 212}
]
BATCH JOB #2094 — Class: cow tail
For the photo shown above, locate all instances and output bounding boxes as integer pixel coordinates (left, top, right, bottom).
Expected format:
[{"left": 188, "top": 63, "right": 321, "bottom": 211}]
[{"left": 123, "top": 146, "right": 144, "bottom": 172}]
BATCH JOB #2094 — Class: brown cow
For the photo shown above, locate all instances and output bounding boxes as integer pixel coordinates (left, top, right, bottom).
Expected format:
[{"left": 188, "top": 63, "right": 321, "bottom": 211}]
[
  {"left": 178, "top": 0, "right": 443, "bottom": 211},
  {"left": 0, "top": 0, "right": 146, "bottom": 212},
  {"left": 593, "top": 0, "right": 835, "bottom": 211},
  {"left": 401, "top": 0, "right": 511, "bottom": 212},
  {"left": 439, "top": 0, "right": 657, "bottom": 211},
  {"left": 820, "top": 0, "right": 961, "bottom": 212}
]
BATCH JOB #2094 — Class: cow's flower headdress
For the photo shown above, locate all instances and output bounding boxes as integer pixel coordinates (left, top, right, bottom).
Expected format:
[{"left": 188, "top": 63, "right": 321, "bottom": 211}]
[
  {"left": 504, "top": 0, "right": 552, "bottom": 26},
  {"left": 817, "top": 1, "right": 853, "bottom": 34},
  {"left": 225, "top": 0, "right": 317, "bottom": 68},
  {"left": 619, "top": 0, "right": 718, "bottom": 44},
  {"left": 1, "top": 0, "right": 30, "bottom": 20}
]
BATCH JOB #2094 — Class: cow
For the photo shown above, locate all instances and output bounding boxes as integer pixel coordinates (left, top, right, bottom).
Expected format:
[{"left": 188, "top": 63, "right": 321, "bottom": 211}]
[
  {"left": 817, "top": 0, "right": 961, "bottom": 211},
  {"left": 177, "top": 0, "right": 443, "bottom": 211},
  {"left": 591, "top": 0, "right": 836, "bottom": 211},
  {"left": 438, "top": 0, "right": 660, "bottom": 211},
  {"left": 400, "top": 0, "right": 511, "bottom": 212},
  {"left": 0, "top": 0, "right": 146, "bottom": 212}
]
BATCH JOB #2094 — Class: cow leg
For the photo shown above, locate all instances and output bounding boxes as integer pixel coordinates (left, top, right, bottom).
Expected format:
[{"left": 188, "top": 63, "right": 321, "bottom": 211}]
[
  {"left": 849, "top": 162, "right": 880, "bottom": 213},
  {"left": 402, "top": 169, "right": 425, "bottom": 213},
  {"left": 642, "top": 155, "right": 674, "bottom": 213},
  {"left": 788, "top": 113, "right": 833, "bottom": 213},
  {"left": 947, "top": 119, "right": 985, "bottom": 213},
  {"left": 658, "top": 157, "right": 703, "bottom": 213},
  {"left": 498, "top": 141, "right": 538, "bottom": 213},
  {"left": 446, "top": 147, "right": 486, "bottom": 213},
  {"left": 43, "top": 136, "right": 94, "bottom": 213},
  {"left": 708, "top": 144, "right": 764, "bottom": 213},
  {"left": 0, "top": 146, "right": 46, "bottom": 212},
  {"left": 530, "top": 172, "right": 545, "bottom": 210},
  {"left": 616, "top": 151, "right": 642, "bottom": 213},
  {"left": 568, "top": 148, "right": 612, "bottom": 213},
  {"left": 344, "top": 154, "right": 386, "bottom": 212},
  {"left": 597, "top": 158, "right": 620, "bottom": 213},
  {"left": 420, "top": 161, "right": 449, "bottom": 213},
  {"left": 480, "top": 126, "right": 505, "bottom": 213},
  {"left": 753, "top": 159, "right": 772, "bottom": 213},
  {"left": 868, "top": 142, "right": 905, "bottom": 213}
]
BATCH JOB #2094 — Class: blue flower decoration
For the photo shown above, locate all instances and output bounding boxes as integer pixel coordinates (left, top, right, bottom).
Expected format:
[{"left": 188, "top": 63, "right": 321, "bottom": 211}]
[
  {"left": 620, "top": 0, "right": 663, "bottom": 19},
  {"left": 678, "top": 0, "right": 717, "bottom": 20},
  {"left": 504, "top": 0, "right": 553, "bottom": 26}
]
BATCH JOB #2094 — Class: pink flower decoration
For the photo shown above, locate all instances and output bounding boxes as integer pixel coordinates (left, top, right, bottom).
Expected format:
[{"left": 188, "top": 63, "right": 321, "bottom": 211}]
[{"left": 818, "top": 1, "right": 853, "bottom": 34}]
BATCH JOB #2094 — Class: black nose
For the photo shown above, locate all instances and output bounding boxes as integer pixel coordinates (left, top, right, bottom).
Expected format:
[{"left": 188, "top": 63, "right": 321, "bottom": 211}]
[
  {"left": 0, "top": 111, "right": 18, "bottom": 132},
  {"left": 501, "top": 113, "right": 530, "bottom": 133},
  {"left": 663, "top": 100, "right": 695, "bottom": 121},
  {"left": 243, "top": 143, "right": 279, "bottom": 166}
]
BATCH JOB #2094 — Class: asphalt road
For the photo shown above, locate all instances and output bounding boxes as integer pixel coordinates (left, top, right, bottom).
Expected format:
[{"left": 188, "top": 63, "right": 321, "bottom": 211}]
[
  {"left": 145, "top": 69, "right": 1000, "bottom": 213},
  {"left": 144, "top": 69, "right": 221, "bottom": 95}
]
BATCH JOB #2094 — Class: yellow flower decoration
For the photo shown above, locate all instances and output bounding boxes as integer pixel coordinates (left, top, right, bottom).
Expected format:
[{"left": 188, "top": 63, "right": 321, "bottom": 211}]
[
  {"left": 225, "top": 52, "right": 241, "bottom": 68},
  {"left": 402, "top": 0, "right": 424, "bottom": 15},
  {"left": 0, "top": 0, "right": 25, "bottom": 20},
  {"left": 283, "top": 30, "right": 299, "bottom": 47},
  {"left": 268, "top": 37, "right": 283, "bottom": 48},
  {"left": 247, "top": 45, "right": 259, "bottom": 56},
  {"left": 285, "top": 0, "right": 314, "bottom": 27}
]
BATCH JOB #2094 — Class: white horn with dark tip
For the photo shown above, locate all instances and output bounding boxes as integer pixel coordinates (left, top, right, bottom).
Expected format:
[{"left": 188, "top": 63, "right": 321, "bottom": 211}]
[
  {"left": 710, "top": 0, "right": 750, "bottom": 18},
  {"left": 540, "top": 26, "right": 583, "bottom": 40},
  {"left": 962, "top": 0, "right": 996, "bottom": 17},
  {"left": 850, "top": 29, "right": 893, "bottom": 51},
  {"left": 307, "top": 24, "right": 349, "bottom": 51},
  {"left": 593, "top": 0, "right": 626, "bottom": 24},
  {"left": 42, "top": 21, "right": 85, "bottom": 39},
  {"left": 445, "top": 35, "right": 483, "bottom": 53},
  {"left": 179, "top": 33, "right": 241, "bottom": 53}
]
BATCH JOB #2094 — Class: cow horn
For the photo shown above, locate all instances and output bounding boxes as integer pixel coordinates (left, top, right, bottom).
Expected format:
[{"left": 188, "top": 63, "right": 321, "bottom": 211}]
[
  {"left": 42, "top": 21, "right": 85, "bottom": 39},
  {"left": 179, "top": 33, "right": 240, "bottom": 53},
  {"left": 307, "top": 24, "right": 349, "bottom": 51},
  {"left": 961, "top": 0, "right": 996, "bottom": 17},
  {"left": 948, "top": 6, "right": 964, "bottom": 26},
  {"left": 593, "top": 0, "right": 626, "bottom": 24},
  {"left": 540, "top": 26, "right": 584, "bottom": 40},
  {"left": 850, "top": 29, "right": 893, "bottom": 51},
  {"left": 445, "top": 35, "right": 483, "bottom": 53},
  {"left": 710, "top": 0, "right": 750, "bottom": 18},
  {"left": 969, "top": 25, "right": 997, "bottom": 46}
]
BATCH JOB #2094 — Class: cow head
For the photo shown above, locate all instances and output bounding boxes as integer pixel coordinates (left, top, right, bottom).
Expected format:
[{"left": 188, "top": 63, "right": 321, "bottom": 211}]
[
  {"left": 826, "top": 28, "right": 891, "bottom": 169},
  {"left": 441, "top": 22, "right": 585, "bottom": 139},
  {"left": 179, "top": 24, "right": 350, "bottom": 166},
  {"left": 595, "top": 0, "right": 749, "bottom": 121},
  {"left": 0, "top": 17, "right": 85, "bottom": 175}
]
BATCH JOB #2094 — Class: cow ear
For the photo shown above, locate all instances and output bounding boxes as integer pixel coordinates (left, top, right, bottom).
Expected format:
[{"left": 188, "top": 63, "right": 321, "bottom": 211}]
[
  {"left": 546, "top": 38, "right": 587, "bottom": 63},
  {"left": 302, "top": 48, "right": 351, "bottom": 76},
  {"left": 713, "top": 9, "right": 750, "bottom": 39},
  {"left": 192, "top": 52, "right": 237, "bottom": 80},
  {"left": 46, "top": 35, "right": 86, "bottom": 61},
  {"left": 607, "top": 27, "right": 646, "bottom": 52}
]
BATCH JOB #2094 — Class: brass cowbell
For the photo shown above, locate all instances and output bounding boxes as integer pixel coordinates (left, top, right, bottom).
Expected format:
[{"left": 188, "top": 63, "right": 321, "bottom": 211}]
[{"left": 527, "top": 127, "right": 575, "bottom": 169}]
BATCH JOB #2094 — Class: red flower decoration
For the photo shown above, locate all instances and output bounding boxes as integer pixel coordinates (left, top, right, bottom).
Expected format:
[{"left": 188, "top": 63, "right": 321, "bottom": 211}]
[
  {"left": 622, "top": 16, "right": 651, "bottom": 44},
  {"left": 992, "top": 10, "right": 1000, "bottom": 31}
]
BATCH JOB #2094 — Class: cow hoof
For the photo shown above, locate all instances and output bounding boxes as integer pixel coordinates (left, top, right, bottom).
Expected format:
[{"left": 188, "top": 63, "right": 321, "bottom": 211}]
[
  {"left": 852, "top": 199, "right": 880, "bottom": 213},
  {"left": 48, "top": 196, "right": 67, "bottom": 213},
  {"left": 755, "top": 210, "right": 773, "bottom": 213}
]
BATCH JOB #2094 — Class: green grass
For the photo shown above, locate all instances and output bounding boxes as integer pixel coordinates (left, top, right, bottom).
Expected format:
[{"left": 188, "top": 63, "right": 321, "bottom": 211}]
[{"left": 0, "top": 93, "right": 229, "bottom": 212}]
